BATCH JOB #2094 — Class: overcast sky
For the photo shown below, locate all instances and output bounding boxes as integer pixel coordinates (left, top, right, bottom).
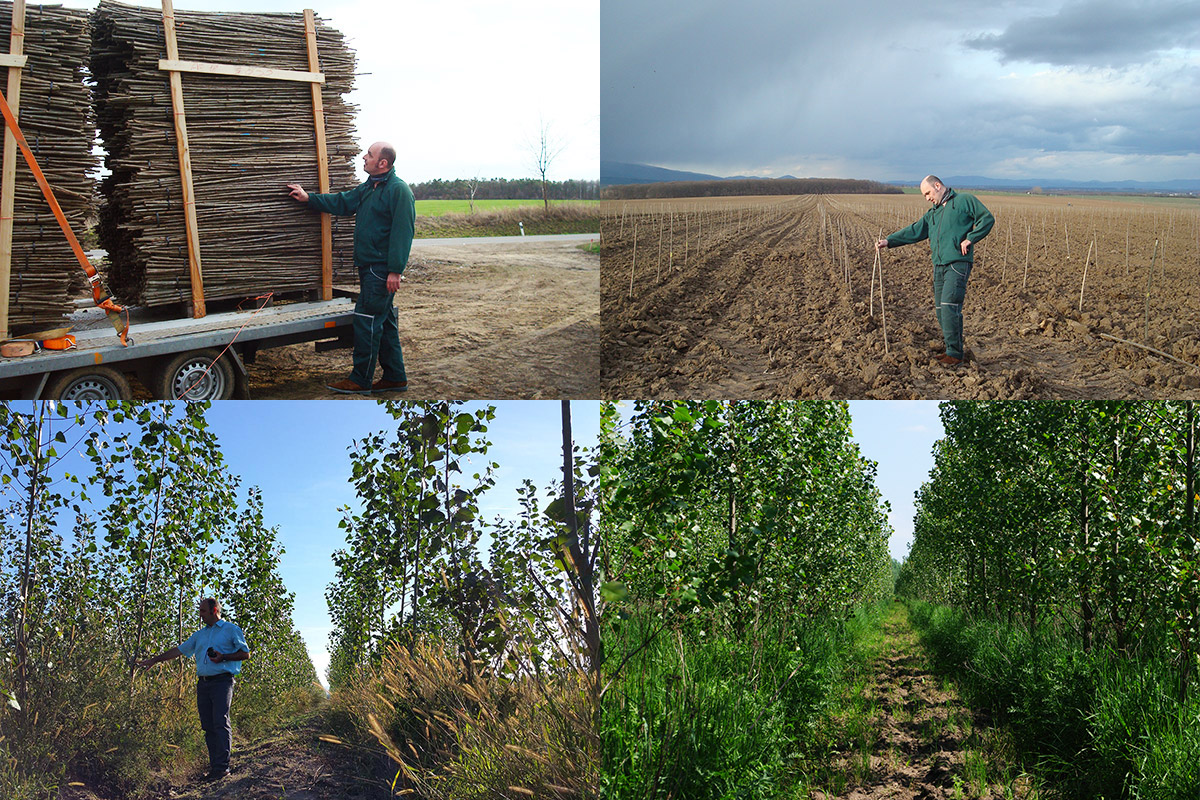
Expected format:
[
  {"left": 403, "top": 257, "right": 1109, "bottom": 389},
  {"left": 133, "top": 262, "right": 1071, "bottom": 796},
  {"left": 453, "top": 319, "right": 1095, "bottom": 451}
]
[
  {"left": 601, "top": 0, "right": 1200, "bottom": 182},
  {"left": 55, "top": 0, "right": 599, "bottom": 183}
]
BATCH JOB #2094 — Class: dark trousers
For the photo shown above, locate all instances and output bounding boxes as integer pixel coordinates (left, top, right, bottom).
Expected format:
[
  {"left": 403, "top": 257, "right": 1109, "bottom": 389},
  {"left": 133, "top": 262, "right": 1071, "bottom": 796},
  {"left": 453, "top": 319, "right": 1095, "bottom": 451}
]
[
  {"left": 351, "top": 265, "right": 406, "bottom": 387},
  {"left": 933, "top": 261, "right": 972, "bottom": 359},
  {"left": 196, "top": 674, "right": 234, "bottom": 772}
]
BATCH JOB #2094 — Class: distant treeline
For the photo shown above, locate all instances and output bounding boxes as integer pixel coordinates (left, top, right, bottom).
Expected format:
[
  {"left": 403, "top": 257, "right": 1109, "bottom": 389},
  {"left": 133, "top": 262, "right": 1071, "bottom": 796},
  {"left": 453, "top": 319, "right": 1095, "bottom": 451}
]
[
  {"left": 603, "top": 178, "right": 903, "bottom": 199},
  {"left": 411, "top": 178, "right": 600, "bottom": 201}
]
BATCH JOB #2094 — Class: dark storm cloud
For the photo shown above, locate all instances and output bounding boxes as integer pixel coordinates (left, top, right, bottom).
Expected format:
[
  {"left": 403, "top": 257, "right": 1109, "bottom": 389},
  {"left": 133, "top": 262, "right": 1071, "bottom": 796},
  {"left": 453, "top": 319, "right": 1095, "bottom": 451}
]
[
  {"left": 964, "top": 0, "right": 1200, "bottom": 67},
  {"left": 602, "top": 0, "right": 1200, "bottom": 181}
]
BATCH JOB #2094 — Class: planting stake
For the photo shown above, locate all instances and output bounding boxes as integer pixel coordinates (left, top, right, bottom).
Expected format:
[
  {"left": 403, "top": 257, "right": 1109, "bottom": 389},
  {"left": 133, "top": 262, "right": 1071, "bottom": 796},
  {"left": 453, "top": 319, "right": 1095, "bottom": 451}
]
[
  {"left": 1023, "top": 224, "right": 1031, "bottom": 290},
  {"left": 1144, "top": 238, "right": 1159, "bottom": 341},
  {"left": 628, "top": 224, "right": 637, "bottom": 299},
  {"left": 1078, "top": 237, "right": 1094, "bottom": 313}
]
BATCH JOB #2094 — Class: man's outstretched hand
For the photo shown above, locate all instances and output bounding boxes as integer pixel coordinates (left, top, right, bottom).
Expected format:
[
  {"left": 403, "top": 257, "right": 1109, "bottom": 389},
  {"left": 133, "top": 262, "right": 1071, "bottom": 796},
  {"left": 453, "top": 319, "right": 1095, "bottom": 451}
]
[{"left": 286, "top": 184, "right": 308, "bottom": 203}]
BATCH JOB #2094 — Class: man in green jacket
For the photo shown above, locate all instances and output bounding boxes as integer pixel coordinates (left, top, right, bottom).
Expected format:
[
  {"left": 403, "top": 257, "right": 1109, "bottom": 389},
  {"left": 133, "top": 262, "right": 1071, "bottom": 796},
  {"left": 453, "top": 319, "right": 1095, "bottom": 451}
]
[
  {"left": 876, "top": 176, "right": 994, "bottom": 366},
  {"left": 287, "top": 141, "right": 416, "bottom": 393}
]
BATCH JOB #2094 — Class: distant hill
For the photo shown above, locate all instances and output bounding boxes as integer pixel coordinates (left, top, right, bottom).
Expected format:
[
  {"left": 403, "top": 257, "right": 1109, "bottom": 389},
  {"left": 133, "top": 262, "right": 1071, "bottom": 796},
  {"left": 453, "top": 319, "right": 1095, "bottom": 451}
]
[
  {"left": 601, "top": 161, "right": 721, "bottom": 186},
  {"left": 602, "top": 162, "right": 1200, "bottom": 195},
  {"left": 913, "top": 175, "right": 1200, "bottom": 195},
  {"left": 604, "top": 177, "right": 902, "bottom": 200}
]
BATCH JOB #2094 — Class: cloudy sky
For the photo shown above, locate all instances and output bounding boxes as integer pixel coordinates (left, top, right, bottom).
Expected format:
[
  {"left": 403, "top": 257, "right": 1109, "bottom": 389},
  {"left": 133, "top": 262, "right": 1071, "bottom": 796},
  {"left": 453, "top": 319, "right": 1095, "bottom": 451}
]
[
  {"left": 56, "top": 0, "right": 599, "bottom": 183},
  {"left": 602, "top": 0, "right": 1200, "bottom": 182}
]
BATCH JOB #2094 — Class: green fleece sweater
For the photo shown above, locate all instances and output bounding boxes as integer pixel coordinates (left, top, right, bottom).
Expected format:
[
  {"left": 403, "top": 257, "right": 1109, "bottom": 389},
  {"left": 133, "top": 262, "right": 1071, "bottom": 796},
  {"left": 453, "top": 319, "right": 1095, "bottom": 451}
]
[
  {"left": 306, "top": 168, "right": 416, "bottom": 273},
  {"left": 886, "top": 188, "right": 994, "bottom": 266}
]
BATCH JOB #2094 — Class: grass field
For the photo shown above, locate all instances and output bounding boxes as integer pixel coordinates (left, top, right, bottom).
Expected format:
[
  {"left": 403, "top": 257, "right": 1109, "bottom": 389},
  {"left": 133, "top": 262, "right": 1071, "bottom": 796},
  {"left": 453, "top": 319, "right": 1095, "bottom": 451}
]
[{"left": 416, "top": 198, "right": 599, "bottom": 216}]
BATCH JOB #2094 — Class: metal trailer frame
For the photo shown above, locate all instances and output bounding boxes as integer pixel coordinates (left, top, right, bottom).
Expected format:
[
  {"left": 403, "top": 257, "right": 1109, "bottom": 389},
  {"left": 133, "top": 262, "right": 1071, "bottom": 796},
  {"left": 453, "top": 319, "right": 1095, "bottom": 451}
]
[{"left": 0, "top": 295, "right": 355, "bottom": 400}]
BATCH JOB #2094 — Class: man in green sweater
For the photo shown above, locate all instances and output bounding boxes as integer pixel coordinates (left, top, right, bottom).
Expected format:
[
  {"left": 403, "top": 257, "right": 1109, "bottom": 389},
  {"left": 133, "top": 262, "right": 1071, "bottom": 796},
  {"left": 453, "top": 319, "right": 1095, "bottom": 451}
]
[
  {"left": 287, "top": 141, "right": 416, "bottom": 393},
  {"left": 875, "top": 175, "right": 994, "bottom": 366}
]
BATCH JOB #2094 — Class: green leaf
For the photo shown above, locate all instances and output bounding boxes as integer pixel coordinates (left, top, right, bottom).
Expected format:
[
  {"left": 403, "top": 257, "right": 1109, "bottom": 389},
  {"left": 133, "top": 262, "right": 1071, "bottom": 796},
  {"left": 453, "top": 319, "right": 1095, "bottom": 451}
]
[{"left": 600, "top": 581, "right": 628, "bottom": 602}]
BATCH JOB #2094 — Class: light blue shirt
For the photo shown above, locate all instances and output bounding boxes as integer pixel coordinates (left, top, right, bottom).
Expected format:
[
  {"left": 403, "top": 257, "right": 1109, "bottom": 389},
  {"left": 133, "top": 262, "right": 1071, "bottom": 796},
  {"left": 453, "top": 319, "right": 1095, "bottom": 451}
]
[{"left": 178, "top": 619, "right": 249, "bottom": 677}]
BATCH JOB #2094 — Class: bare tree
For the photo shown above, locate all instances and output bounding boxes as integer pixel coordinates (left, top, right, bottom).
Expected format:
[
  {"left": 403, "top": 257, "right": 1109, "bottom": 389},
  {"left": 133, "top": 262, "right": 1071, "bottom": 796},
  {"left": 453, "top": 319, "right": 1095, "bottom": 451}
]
[
  {"left": 467, "top": 175, "right": 480, "bottom": 214},
  {"left": 531, "top": 120, "right": 566, "bottom": 211}
]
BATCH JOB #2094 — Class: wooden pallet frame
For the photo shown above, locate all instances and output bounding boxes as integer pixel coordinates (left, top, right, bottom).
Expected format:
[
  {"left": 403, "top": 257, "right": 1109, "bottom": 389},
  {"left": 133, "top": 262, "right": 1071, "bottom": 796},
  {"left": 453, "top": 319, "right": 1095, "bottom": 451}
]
[
  {"left": 158, "top": 0, "right": 333, "bottom": 318},
  {"left": 0, "top": 0, "right": 25, "bottom": 338}
]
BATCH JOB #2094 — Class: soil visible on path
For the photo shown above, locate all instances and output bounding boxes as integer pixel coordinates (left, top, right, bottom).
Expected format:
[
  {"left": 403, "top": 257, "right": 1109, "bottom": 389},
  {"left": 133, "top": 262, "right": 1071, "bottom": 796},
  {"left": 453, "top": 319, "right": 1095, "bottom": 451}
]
[
  {"left": 816, "top": 605, "right": 1031, "bottom": 800},
  {"left": 248, "top": 235, "right": 598, "bottom": 399},
  {"left": 62, "top": 710, "right": 389, "bottom": 800}
]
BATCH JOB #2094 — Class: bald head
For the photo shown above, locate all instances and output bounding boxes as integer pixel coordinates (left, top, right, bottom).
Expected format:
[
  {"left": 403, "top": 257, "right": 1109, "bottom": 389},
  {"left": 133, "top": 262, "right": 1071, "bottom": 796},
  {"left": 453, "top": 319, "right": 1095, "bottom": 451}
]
[
  {"left": 920, "top": 175, "right": 947, "bottom": 205},
  {"left": 363, "top": 141, "right": 395, "bottom": 177}
]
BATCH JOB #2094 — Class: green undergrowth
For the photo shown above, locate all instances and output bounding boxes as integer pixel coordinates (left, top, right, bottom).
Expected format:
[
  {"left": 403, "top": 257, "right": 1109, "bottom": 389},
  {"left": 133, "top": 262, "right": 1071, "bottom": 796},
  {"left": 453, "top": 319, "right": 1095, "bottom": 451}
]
[
  {"left": 600, "top": 602, "right": 889, "bottom": 800},
  {"left": 907, "top": 600, "right": 1200, "bottom": 799}
]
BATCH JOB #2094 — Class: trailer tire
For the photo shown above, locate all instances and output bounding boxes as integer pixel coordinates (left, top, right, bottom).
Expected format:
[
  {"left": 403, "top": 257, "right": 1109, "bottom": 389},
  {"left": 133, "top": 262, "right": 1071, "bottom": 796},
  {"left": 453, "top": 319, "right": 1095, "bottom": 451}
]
[
  {"left": 153, "top": 350, "right": 235, "bottom": 400},
  {"left": 44, "top": 366, "right": 132, "bottom": 402}
]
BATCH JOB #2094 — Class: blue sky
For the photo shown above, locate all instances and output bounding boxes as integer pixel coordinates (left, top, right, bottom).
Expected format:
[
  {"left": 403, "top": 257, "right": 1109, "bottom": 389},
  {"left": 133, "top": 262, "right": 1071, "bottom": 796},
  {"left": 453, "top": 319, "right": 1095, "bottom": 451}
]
[
  {"left": 847, "top": 401, "right": 945, "bottom": 562},
  {"left": 200, "top": 400, "right": 599, "bottom": 685}
]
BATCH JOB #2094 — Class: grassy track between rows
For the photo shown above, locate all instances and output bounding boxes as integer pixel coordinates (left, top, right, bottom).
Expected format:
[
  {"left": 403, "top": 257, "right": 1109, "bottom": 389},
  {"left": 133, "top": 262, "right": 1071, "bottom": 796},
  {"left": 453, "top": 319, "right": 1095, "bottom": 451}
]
[{"left": 416, "top": 198, "right": 598, "bottom": 216}]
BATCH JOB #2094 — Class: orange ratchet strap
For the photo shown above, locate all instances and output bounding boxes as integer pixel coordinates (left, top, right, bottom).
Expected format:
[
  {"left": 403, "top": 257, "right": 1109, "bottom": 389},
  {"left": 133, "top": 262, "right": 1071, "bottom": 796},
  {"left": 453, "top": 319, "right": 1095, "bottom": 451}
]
[{"left": 0, "top": 88, "right": 129, "bottom": 345}]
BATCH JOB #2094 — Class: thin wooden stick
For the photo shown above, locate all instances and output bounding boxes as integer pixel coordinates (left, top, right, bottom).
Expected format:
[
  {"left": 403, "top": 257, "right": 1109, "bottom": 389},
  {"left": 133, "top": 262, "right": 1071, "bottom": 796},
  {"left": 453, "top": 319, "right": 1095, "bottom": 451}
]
[
  {"left": 627, "top": 223, "right": 637, "bottom": 298},
  {"left": 1023, "top": 224, "right": 1031, "bottom": 290},
  {"left": 879, "top": 245, "right": 889, "bottom": 355},
  {"left": 1144, "top": 238, "right": 1159, "bottom": 341},
  {"left": 1078, "top": 237, "right": 1094, "bottom": 313},
  {"left": 1100, "top": 333, "right": 1199, "bottom": 372}
]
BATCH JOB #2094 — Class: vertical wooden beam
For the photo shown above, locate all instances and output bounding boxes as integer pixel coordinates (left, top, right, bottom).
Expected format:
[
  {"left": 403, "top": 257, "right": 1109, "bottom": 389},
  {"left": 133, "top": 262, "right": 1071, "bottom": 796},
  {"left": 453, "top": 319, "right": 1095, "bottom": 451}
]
[
  {"left": 161, "top": 0, "right": 205, "bottom": 318},
  {"left": 304, "top": 9, "right": 331, "bottom": 300},
  {"left": 0, "top": 0, "right": 25, "bottom": 338}
]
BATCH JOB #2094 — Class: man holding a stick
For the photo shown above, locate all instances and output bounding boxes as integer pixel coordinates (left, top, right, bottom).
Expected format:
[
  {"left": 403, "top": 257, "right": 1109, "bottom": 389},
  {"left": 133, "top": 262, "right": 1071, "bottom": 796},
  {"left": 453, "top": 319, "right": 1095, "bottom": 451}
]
[
  {"left": 287, "top": 141, "right": 416, "bottom": 394},
  {"left": 876, "top": 176, "right": 994, "bottom": 366},
  {"left": 136, "top": 598, "right": 250, "bottom": 781}
]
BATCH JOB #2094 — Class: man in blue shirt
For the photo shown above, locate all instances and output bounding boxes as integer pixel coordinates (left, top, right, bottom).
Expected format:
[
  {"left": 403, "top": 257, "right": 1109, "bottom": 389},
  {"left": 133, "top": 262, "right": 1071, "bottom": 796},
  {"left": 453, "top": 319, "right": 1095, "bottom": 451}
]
[{"left": 137, "top": 597, "right": 250, "bottom": 781}]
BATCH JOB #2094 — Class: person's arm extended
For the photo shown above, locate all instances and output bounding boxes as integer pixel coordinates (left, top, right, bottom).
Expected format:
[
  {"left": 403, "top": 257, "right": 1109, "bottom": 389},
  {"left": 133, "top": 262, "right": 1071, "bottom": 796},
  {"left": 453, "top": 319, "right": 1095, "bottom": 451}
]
[
  {"left": 287, "top": 181, "right": 366, "bottom": 216},
  {"left": 881, "top": 214, "right": 930, "bottom": 248},
  {"left": 136, "top": 646, "right": 182, "bottom": 670}
]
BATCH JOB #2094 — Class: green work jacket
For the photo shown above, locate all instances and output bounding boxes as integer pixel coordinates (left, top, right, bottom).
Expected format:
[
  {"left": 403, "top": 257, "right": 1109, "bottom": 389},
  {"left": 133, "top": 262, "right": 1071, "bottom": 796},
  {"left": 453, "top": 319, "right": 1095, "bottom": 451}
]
[
  {"left": 306, "top": 168, "right": 416, "bottom": 273},
  {"left": 886, "top": 188, "right": 994, "bottom": 266}
]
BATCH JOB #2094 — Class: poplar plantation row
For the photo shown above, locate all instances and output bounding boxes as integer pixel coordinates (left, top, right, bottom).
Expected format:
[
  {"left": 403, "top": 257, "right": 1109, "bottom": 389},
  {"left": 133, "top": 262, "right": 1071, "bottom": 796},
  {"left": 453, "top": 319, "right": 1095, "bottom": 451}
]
[{"left": 0, "top": 400, "right": 598, "bottom": 793}]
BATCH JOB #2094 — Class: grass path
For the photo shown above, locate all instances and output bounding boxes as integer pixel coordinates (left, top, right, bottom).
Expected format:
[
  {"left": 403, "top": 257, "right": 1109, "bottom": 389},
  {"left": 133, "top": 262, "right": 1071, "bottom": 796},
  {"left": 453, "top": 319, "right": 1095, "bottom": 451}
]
[{"left": 811, "top": 604, "right": 1037, "bottom": 800}]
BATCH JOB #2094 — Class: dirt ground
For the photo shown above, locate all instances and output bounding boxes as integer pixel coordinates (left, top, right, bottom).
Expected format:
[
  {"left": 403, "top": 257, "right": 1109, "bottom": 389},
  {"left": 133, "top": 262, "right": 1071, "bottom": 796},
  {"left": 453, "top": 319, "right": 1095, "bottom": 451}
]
[
  {"left": 62, "top": 710, "right": 391, "bottom": 800},
  {"left": 816, "top": 605, "right": 1032, "bottom": 800},
  {"left": 246, "top": 235, "right": 598, "bottom": 399},
  {"left": 602, "top": 194, "right": 1200, "bottom": 399}
]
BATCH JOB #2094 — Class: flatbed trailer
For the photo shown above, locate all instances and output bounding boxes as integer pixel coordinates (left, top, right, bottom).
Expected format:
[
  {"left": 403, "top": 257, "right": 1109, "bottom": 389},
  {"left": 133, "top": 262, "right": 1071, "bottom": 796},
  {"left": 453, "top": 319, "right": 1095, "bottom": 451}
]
[{"left": 0, "top": 294, "right": 355, "bottom": 400}]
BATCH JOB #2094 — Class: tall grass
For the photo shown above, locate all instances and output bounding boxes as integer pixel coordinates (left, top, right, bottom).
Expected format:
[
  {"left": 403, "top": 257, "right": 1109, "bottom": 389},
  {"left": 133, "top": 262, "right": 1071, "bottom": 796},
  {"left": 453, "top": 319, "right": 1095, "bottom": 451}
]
[
  {"left": 907, "top": 600, "right": 1200, "bottom": 799},
  {"left": 601, "top": 606, "right": 886, "bottom": 800},
  {"left": 329, "top": 636, "right": 595, "bottom": 800}
]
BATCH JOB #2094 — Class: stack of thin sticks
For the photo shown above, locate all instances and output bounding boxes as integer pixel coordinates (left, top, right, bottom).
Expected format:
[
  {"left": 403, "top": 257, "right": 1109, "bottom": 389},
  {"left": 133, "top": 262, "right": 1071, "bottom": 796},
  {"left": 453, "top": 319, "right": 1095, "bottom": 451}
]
[
  {"left": 92, "top": 0, "right": 359, "bottom": 308},
  {"left": 0, "top": 3, "right": 97, "bottom": 332}
]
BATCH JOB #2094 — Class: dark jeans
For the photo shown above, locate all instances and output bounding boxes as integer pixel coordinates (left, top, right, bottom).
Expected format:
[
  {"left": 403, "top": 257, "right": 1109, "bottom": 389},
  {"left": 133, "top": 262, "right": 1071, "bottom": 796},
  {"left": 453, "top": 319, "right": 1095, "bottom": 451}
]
[
  {"left": 352, "top": 265, "right": 406, "bottom": 387},
  {"left": 933, "top": 261, "right": 972, "bottom": 359},
  {"left": 196, "top": 674, "right": 234, "bottom": 772}
]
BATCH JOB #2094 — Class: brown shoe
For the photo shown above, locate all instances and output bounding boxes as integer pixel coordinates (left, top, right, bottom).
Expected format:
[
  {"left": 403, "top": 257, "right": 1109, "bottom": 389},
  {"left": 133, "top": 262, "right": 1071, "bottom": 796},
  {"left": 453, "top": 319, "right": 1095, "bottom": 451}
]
[
  {"left": 327, "top": 378, "right": 371, "bottom": 394},
  {"left": 371, "top": 378, "right": 408, "bottom": 393},
  {"left": 936, "top": 354, "right": 964, "bottom": 367}
]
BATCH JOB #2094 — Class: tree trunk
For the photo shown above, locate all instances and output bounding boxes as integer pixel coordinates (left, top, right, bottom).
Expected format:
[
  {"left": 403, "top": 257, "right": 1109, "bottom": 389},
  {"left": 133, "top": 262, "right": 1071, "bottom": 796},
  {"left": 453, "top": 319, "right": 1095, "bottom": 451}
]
[
  {"left": 15, "top": 407, "right": 45, "bottom": 722},
  {"left": 561, "top": 400, "right": 601, "bottom": 727}
]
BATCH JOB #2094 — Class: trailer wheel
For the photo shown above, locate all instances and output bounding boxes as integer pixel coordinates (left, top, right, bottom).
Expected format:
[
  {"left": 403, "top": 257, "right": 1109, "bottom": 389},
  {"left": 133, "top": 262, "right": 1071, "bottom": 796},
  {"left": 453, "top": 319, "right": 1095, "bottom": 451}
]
[
  {"left": 44, "top": 366, "right": 132, "bottom": 402},
  {"left": 153, "top": 350, "right": 235, "bottom": 400}
]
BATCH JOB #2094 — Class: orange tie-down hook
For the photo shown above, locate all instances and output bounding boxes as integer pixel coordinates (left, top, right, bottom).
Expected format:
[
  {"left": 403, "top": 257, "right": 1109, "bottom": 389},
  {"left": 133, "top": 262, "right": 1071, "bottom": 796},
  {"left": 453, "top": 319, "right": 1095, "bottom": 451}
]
[{"left": 0, "top": 88, "right": 129, "bottom": 345}]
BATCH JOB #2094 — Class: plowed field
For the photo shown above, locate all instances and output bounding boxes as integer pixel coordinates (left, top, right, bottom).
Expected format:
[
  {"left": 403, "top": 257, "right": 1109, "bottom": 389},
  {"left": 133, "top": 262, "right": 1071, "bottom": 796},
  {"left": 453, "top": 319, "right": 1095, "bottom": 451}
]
[{"left": 601, "top": 194, "right": 1200, "bottom": 399}]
